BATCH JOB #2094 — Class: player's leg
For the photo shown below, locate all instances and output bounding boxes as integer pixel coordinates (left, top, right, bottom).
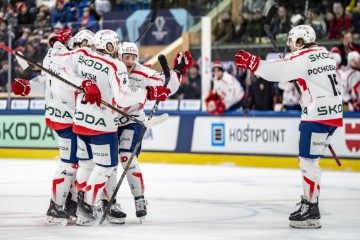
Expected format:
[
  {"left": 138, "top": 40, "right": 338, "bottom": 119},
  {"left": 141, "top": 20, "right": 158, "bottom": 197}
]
[
  {"left": 100, "top": 167, "right": 127, "bottom": 224},
  {"left": 46, "top": 127, "right": 78, "bottom": 225},
  {"left": 76, "top": 133, "right": 119, "bottom": 226},
  {"left": 289, "top": 122, "right": 337, "bottom": 229},
  {"left": 118, "top": 123, "right": 148, "bottom": 219}
]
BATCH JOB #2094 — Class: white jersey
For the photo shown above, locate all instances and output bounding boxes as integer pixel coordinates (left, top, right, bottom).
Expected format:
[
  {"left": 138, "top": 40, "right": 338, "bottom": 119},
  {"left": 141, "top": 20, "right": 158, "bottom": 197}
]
[
  {"left": 212, "top": 71, "right": 245, "bottom": 109},
  {"left": 255, "top": 46, "right": 342, "bottom": 127},
  {"left": 52, "top": 48, "right": 147, "bottom": 135},
  {"left": 29, "top": 42, "right": 83, "bottom": 130},
  {"left": 118, "top": 63, "right": 181, "bottom": 126},
  {"left": 278, "top": 81, "right": 300, "bottom": 106},
  {"left": 339, "top": 67, "right": 360, "bottom": 109}
]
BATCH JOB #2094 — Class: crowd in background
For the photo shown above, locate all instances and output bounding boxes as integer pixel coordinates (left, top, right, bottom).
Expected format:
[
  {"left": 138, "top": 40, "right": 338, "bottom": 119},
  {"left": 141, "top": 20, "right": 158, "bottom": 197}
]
[{"left": 0, "top": 0, "right": 360, "bottom": 112}]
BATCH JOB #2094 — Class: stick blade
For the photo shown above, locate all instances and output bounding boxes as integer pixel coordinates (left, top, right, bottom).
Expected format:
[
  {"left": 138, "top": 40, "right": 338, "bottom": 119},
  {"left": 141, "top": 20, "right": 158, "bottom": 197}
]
[
  {"left": 158, "top": 54, "right": 170, "bottom": 79},
  {"left": 143, "top": 113, "right": 169, "bottom": 127}
]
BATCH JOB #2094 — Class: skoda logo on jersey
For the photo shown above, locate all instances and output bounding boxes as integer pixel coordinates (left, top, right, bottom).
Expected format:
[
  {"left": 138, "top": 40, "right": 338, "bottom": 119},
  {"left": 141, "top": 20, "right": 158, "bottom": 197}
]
[
  {"left": 344, "top": 123, "right": 360, "bottom": 153},
  {"left": 211, "top": 123, "right": 225, "bottom": 146}
]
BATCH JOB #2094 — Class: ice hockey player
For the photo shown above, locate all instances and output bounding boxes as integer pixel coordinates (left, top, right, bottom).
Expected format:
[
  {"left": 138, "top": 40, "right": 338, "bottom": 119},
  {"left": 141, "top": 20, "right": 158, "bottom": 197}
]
[
  {"left": 205, "top": 61, "right": 245, "bottom": 115},
  {"left": 235, "top": 25, "right": 342, "bottom": 229},
  {"left": 69, "top": 29, "right": 128, "bottom": 225},
  {"left": 11, "top": 28, "right": 102, "bottom": 225},
  {"left": 116, "top": 42, "right": 193, "bottom": 221}
]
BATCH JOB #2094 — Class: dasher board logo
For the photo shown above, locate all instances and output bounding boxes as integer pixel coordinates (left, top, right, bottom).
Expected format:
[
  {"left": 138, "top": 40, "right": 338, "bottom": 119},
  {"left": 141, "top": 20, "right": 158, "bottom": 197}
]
[
  {"left": 212, "top": 123, "right": 225, "bottom": 146},
  {"left": 345, "top": 123, "right": 360, "bottom": 153}
]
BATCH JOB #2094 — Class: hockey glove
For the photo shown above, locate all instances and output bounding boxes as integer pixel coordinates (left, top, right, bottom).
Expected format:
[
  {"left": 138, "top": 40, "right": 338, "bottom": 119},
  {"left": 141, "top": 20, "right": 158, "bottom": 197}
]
[
  {"left": 81, "top": 80, "right": 102, "bottom": 107},
  {"left": 173, "top": 51, "right": 194, "bottom": 79},
  {"left": 235, "top": 50, "right": 260, "bottom": 73},
  {"left": 205, "top": 92, "right": 226, "bottom": 115},
  {"left": 146, "top": 86, "right": 171, "bottom": 101},
  {"left": 12, "top": 78, "right": 30, "bottom": 96}
]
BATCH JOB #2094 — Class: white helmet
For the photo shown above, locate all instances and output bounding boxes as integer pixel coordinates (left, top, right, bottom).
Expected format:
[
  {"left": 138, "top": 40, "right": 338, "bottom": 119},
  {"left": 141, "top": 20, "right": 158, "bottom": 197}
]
[
  {"left": 74, "top": 29, "right": 95, "bottom": 47},
  {"left": 287, "top": 25, "right": 316, "bottom": 45},
  {"left": 68, "top": 36, "right": 75, "bottom": 50},
  {"left": 118, "top": 42, "right": 139, "bottom": 61},
  {"left": 94, "top": 29, "right": 119, "bottom": 54}
]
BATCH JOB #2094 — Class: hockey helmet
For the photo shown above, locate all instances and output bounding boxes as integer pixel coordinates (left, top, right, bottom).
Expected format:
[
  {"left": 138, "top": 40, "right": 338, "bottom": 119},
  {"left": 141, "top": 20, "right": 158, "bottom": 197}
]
[
  {"left": 287, "top": 25, "right": 316, "bottom": 46},
  {"left": 212, "top": 61, "right": 224, "bottom": 72},
  {"left": 93, "top": 29, "right": 119, "bottom": 54},
  {"left": 49, "top": 28, "right": 72, "bottom": 47},
  {"left": 74, "top": 29, "right": 95, "bottom": 47},
  {"left": 118, "top": 42, "right": 139, "bottom": 61}
]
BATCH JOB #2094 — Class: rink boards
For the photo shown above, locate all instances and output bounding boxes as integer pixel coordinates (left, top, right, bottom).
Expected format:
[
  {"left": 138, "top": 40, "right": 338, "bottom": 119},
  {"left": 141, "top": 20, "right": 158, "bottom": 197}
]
[{"left": 0, "top": 111, "right": 359, "bottom": 171}]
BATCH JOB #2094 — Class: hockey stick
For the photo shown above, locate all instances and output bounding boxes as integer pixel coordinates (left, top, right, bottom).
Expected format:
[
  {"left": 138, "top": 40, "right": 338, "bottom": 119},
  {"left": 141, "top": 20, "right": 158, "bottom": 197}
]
[
  {"left": 263, "top": 5, "right": 342, "bottom": 167},
  {"left": 100, "top": 54, "right": 171, "bottom": 224},
  {"left": 134, "top": 0, "right": 161, "bottom": 44},
  {"left": 0, "top": 42, "right": 167, "bottom": 128}
]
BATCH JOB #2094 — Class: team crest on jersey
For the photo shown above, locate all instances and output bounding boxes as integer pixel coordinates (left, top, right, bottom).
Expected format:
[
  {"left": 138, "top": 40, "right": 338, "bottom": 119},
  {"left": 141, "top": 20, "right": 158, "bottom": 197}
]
[{"left": 344, "top": 123, "right": 360, "bottom": 153}]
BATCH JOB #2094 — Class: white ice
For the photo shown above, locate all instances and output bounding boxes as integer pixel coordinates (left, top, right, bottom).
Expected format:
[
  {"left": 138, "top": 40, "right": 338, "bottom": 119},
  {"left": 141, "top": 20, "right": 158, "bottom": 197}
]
[{"left": 0, "top": 159, "right": 359, "bottom": 240}]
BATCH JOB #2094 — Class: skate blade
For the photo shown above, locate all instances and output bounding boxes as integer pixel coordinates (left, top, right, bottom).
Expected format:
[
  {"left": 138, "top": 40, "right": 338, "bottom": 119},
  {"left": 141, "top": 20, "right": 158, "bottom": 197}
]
[
  {"left": 139, "top": 217, "right": 145, "bottom": 223},
  {"left": 108, "top": 217, "right": 125, "bottom": 224},
  {"left": 46, "top": 216, "right": 69, "bottom": 226},
  {"left": 76, "top": 215, "right": 97, "bottom": 226},
  {"left": 289, "top": 219, "right": 321, "bottom": 229}
]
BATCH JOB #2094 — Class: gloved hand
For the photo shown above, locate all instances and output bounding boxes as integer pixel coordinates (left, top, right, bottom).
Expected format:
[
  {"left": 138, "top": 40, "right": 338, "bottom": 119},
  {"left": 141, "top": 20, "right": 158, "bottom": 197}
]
[
  {"left": 173, "top": 51, "right": 194, "bottom": 79},
  {"left": 146, "top": 86, "right": 171, "bottom": 101},
  {"left": 235, "top": 50, "right": 260, "bottom": 73},
  {"left": 12, "top": 78, "right": 30, "bottom": 96},
  {"left": 205, "top": 92, "right": 226, "bottom": 115},
  {"left": 81, "top": 80, "right": 102, "bottom": 107}
]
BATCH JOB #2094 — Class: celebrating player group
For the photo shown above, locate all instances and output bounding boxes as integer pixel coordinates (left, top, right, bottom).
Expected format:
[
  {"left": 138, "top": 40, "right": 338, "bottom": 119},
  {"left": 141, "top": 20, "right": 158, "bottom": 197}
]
[{"left": 11, "top": 28, "right": 193, "bottom": 226}]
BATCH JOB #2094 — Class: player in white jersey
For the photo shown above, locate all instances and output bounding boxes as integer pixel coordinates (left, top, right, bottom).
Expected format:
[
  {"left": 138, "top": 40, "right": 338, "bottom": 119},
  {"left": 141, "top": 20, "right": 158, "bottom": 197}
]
[
  {"left": 116, "top": 42, "right": 193, "bottom": 220},
  {"left": 11, "top": 28, "right": 102, "bottom": 225},
  {"left": 278, "top": 81, "right": 301, "bottom": 111},
  {"left": 340, "top": 51, "right": 360, "bottom": 111},
  {"left": 205, "top": 61, "right": 245, "bottom": 115},
  {"left": 235, "top": 25, "right": 342, "bottom": 229}
]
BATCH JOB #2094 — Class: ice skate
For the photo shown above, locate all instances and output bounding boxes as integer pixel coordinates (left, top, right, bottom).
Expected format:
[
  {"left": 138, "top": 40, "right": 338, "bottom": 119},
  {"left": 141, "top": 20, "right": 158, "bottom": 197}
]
[
  {"left": 102, "top": 200, "right": 127, "bottom": 224},
  {"left": 289, "top": 196, "right": 321, "bottom": 229},
  {"left": 76, "top": 191, "right": 98, "bottom": 226},
  {"left": 135, "top": 196, "right": 148, "bottom": 223},
  {"left": 46, "top": 199, "right": 70, "bottom": 226},
  {"left": 65, "top": 192, "right": 77, "bottom": 222}
]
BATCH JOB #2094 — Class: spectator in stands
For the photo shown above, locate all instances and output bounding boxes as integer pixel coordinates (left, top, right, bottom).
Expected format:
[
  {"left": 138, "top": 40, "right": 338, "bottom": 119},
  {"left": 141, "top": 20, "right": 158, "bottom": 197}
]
[
  {"left": 270, "top": 5, "right": 291, "bottom": 42},
  {"left": 246, "top": 9, "right": 265, "bottom": 43},
  {"left": 171, "top": 63, "right": 201, "bottom": 99},
  {"left": 247, "top": 75, "right": 275, "bottom": 110},
  {"left": 337, "top": 31, "right": 360, "bottom": 66},
  {"left": 0, "top": 60, "right": 10, "bottom": 92},
  {"left": 306, "top": 8, "right": 327, "bottom": 40},
  {"left": 51, "top": 0, "right": 72, "bottom": 28},
  {"left": 78, "top": 0, "right": 91, "bottom": 18},
  {"left": 213, "top": 11, "right": 234, "bottom": 44},
  {"left": 65, "top": 0, "right": 79, "bottom": 23},
  {"left": 351, "top": 1, "right": 360, "bottom": 39},
  {"left": 328, "top": 1, "right": 353, "bottom": 39},
  {"left": 5, "top": 5, "right": 18, "bottom": 33},
  {"left": 234, "top": 14, "right": 247, "bottom": 43},
  {"left": 242, "top": 0, "right": 265, "bottom": 14},
  {"left": 17, "top": 2, "right": 34, "bottom": 28},
  {"left": 0, "top": 20, "right": 8, "bottom": 41},
  {"left": 74, "top": 7, "right": 99, "bottom": 33}
]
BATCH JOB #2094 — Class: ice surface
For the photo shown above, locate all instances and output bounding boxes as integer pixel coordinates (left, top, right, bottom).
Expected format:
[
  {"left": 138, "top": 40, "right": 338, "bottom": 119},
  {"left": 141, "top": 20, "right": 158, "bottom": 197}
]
[{"left": 0, "top": 159, "right": 359, "bottom": 240}]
